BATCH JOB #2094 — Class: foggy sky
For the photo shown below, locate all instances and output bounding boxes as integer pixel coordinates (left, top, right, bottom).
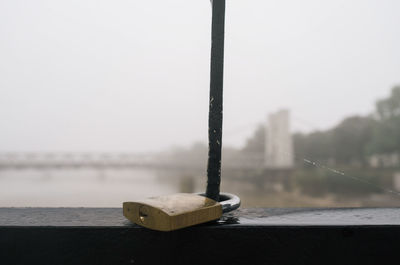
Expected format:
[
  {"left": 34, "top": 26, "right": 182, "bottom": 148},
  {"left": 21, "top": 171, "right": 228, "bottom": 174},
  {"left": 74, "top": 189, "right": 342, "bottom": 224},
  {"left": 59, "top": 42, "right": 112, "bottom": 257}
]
[{"left": 1, "top": 0, "right": 399, "bottom": 152}]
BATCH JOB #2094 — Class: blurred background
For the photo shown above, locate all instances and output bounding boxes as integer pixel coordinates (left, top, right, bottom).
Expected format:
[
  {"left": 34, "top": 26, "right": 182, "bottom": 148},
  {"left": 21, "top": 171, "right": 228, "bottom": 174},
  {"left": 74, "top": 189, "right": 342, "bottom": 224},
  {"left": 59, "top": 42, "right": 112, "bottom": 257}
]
[{"left": 1, "top": 0, "right": 400, "bottom": 207}]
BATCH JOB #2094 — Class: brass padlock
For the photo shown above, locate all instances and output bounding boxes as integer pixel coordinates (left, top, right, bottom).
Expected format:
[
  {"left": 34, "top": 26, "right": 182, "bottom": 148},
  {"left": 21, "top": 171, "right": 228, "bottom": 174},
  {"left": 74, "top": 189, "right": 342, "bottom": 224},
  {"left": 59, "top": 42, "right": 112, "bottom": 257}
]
[
  {"left": 123, "top": 193, "right": 240, "bottom": 231},
  {"left": 123, "top": 0, "right": 238, "bottom": 232}
]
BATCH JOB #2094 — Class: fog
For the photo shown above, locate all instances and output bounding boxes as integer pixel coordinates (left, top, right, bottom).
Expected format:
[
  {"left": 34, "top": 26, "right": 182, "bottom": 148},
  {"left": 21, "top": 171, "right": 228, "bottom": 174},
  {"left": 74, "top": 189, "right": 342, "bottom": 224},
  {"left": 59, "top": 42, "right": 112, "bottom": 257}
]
[{"left": 1, "top": 0, "right": 399, "bottom": 152}]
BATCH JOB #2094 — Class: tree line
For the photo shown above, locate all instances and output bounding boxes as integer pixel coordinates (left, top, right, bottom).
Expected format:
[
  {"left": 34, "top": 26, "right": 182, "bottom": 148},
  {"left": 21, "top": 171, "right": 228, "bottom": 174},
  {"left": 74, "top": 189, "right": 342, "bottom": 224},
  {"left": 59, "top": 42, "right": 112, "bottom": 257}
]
[{"left": 243, "top": 86, "right": 400, "bottom": 167}]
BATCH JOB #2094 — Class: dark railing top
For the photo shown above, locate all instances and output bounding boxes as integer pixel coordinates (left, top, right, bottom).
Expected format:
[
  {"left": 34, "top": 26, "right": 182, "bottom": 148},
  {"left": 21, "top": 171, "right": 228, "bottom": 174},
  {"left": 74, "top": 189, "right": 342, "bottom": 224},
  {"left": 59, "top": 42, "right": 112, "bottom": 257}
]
[
  {"left": 1, "top": 207, "right": 400, "bottom": 227},
  {"left": 2, "top": 207, "right": 400, "bottom": 265}
]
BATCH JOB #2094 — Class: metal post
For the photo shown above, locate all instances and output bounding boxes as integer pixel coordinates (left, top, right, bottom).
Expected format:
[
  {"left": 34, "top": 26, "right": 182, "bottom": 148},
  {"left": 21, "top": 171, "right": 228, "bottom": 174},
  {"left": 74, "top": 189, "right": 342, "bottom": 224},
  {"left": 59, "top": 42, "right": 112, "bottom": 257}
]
[{"left": 206, "top": 0, "right": 225, "bottom": 202}]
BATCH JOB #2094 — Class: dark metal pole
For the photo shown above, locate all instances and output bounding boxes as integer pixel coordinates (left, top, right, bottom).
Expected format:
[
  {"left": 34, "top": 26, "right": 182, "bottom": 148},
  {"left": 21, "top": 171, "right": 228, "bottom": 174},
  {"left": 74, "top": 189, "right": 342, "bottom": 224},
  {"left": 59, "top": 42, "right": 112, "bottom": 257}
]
[{"left": 206, "top": 0, "right": 225, "bottom": 202}]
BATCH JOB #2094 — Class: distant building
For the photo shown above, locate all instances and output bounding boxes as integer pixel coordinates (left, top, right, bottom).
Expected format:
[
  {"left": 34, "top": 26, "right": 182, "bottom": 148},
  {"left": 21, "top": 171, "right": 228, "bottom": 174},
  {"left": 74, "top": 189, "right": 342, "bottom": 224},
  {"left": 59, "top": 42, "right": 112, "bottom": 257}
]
[
  {"left": 369, "top": 153, "right": 400, "bottom": 168},
  {"left": 394, "top": 172, "right": 400, "bottom": 192},
  {"left": 264, "top": 109, "right": 294, "bottom": 169}
]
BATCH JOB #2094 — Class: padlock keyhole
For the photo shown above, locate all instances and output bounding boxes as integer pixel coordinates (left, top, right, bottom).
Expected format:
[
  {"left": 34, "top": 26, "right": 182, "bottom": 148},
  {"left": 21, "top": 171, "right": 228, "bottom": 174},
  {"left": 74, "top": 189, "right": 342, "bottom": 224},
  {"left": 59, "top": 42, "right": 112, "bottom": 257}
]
[{"left": 139, "top": 206, "right": 148, "bottom": 224}]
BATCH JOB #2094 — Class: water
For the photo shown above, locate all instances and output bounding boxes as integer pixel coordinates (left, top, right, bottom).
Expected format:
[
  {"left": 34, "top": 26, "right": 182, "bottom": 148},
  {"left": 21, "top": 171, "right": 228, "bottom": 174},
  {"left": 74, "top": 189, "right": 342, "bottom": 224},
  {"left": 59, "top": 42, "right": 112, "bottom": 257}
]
[
  {"left": 2, "top": 167, "right": 400, "bottom": 208},
  {"left": 0, "top": 169, "right": 179, "bottom": 207}
]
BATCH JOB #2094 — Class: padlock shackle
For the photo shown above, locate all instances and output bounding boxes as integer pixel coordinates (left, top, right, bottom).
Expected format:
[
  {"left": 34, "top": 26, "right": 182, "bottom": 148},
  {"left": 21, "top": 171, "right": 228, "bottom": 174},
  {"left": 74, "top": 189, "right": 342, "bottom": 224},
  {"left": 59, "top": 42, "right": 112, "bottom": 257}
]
[
  {"left": 199, "top": 192, "right": 241, "bottom": 213},
  {"left": 218, "top": 192, "right": 241, "bottom": 213}
]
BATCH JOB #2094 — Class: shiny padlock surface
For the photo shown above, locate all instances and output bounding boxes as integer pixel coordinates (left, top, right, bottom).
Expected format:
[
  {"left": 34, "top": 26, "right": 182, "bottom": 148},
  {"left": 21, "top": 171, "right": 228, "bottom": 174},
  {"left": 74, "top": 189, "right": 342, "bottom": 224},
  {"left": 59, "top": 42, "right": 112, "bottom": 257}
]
[{"left": 123, "top": 193, "right": 239, "bottom": 231}]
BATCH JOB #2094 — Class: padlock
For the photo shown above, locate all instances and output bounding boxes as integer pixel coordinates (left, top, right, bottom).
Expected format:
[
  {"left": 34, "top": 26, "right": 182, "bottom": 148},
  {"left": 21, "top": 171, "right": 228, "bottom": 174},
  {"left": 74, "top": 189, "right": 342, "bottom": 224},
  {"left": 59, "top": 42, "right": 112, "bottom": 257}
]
[
  {"left": 123, "top": 0, "right": 237, "bottom": 231},
  {"left": 123, "top": 192, "right": 240, "bottom": 231}
]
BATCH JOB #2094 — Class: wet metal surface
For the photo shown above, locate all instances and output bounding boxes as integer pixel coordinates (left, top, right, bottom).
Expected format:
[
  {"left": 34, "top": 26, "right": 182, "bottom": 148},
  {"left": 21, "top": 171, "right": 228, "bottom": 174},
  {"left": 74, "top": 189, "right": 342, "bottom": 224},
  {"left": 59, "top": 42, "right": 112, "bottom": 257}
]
[
  {"left": 1, "top": 207, "right": 400, "bottom": 265},
  {"left": 1, "top": 207, "right": 399, "bottom": 226}
]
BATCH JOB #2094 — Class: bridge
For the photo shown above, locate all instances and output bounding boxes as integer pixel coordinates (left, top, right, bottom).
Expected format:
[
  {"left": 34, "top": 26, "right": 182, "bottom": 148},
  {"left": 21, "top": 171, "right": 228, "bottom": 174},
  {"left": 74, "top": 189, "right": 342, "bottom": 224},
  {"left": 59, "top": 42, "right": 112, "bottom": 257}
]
[
  {"left": 0, "top": 152, "right": 267, "bottom": 171},
  {"left": 0, "top": 152, "right": 171, "bottom": 170},
  {"left": 0, "top": 110, "right": 296, "bottom": 171}
]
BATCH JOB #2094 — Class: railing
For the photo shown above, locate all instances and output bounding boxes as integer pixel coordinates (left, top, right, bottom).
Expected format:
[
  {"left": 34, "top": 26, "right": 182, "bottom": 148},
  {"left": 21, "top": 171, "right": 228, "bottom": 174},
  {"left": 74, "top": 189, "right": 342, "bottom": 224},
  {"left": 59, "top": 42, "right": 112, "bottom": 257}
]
[{"left": 1, "top": 207, "right": 399, "bottom": 265}]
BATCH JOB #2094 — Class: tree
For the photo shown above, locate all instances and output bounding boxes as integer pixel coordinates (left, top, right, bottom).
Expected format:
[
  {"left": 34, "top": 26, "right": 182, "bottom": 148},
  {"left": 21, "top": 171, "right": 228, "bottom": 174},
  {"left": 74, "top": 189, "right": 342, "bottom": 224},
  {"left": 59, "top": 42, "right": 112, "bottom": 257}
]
[
  {"left": 332, "top": 116, "right": 375, "bottom": 165},
  {"left": 242, "top": 125, "right": 266, "bottom": 154},
  {"left": 376, "top": 86, "right": 400, "bottom": 120},
  {"left": 293, "top": 130, "right": 334, "bottom": 164},
  {"left": 293, "top": 116, "right": 376, "bottom": 166},
  {"left": 367, "top": 85, "right": 400, "bottom": 154}
]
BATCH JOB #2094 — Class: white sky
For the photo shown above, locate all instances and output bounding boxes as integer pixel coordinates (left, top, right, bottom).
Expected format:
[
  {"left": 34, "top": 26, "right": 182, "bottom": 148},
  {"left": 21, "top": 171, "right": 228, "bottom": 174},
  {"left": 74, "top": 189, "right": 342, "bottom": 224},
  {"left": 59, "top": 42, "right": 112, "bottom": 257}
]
[{"left": 0, "top": 0, "right": 399, "bottom": 152}]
